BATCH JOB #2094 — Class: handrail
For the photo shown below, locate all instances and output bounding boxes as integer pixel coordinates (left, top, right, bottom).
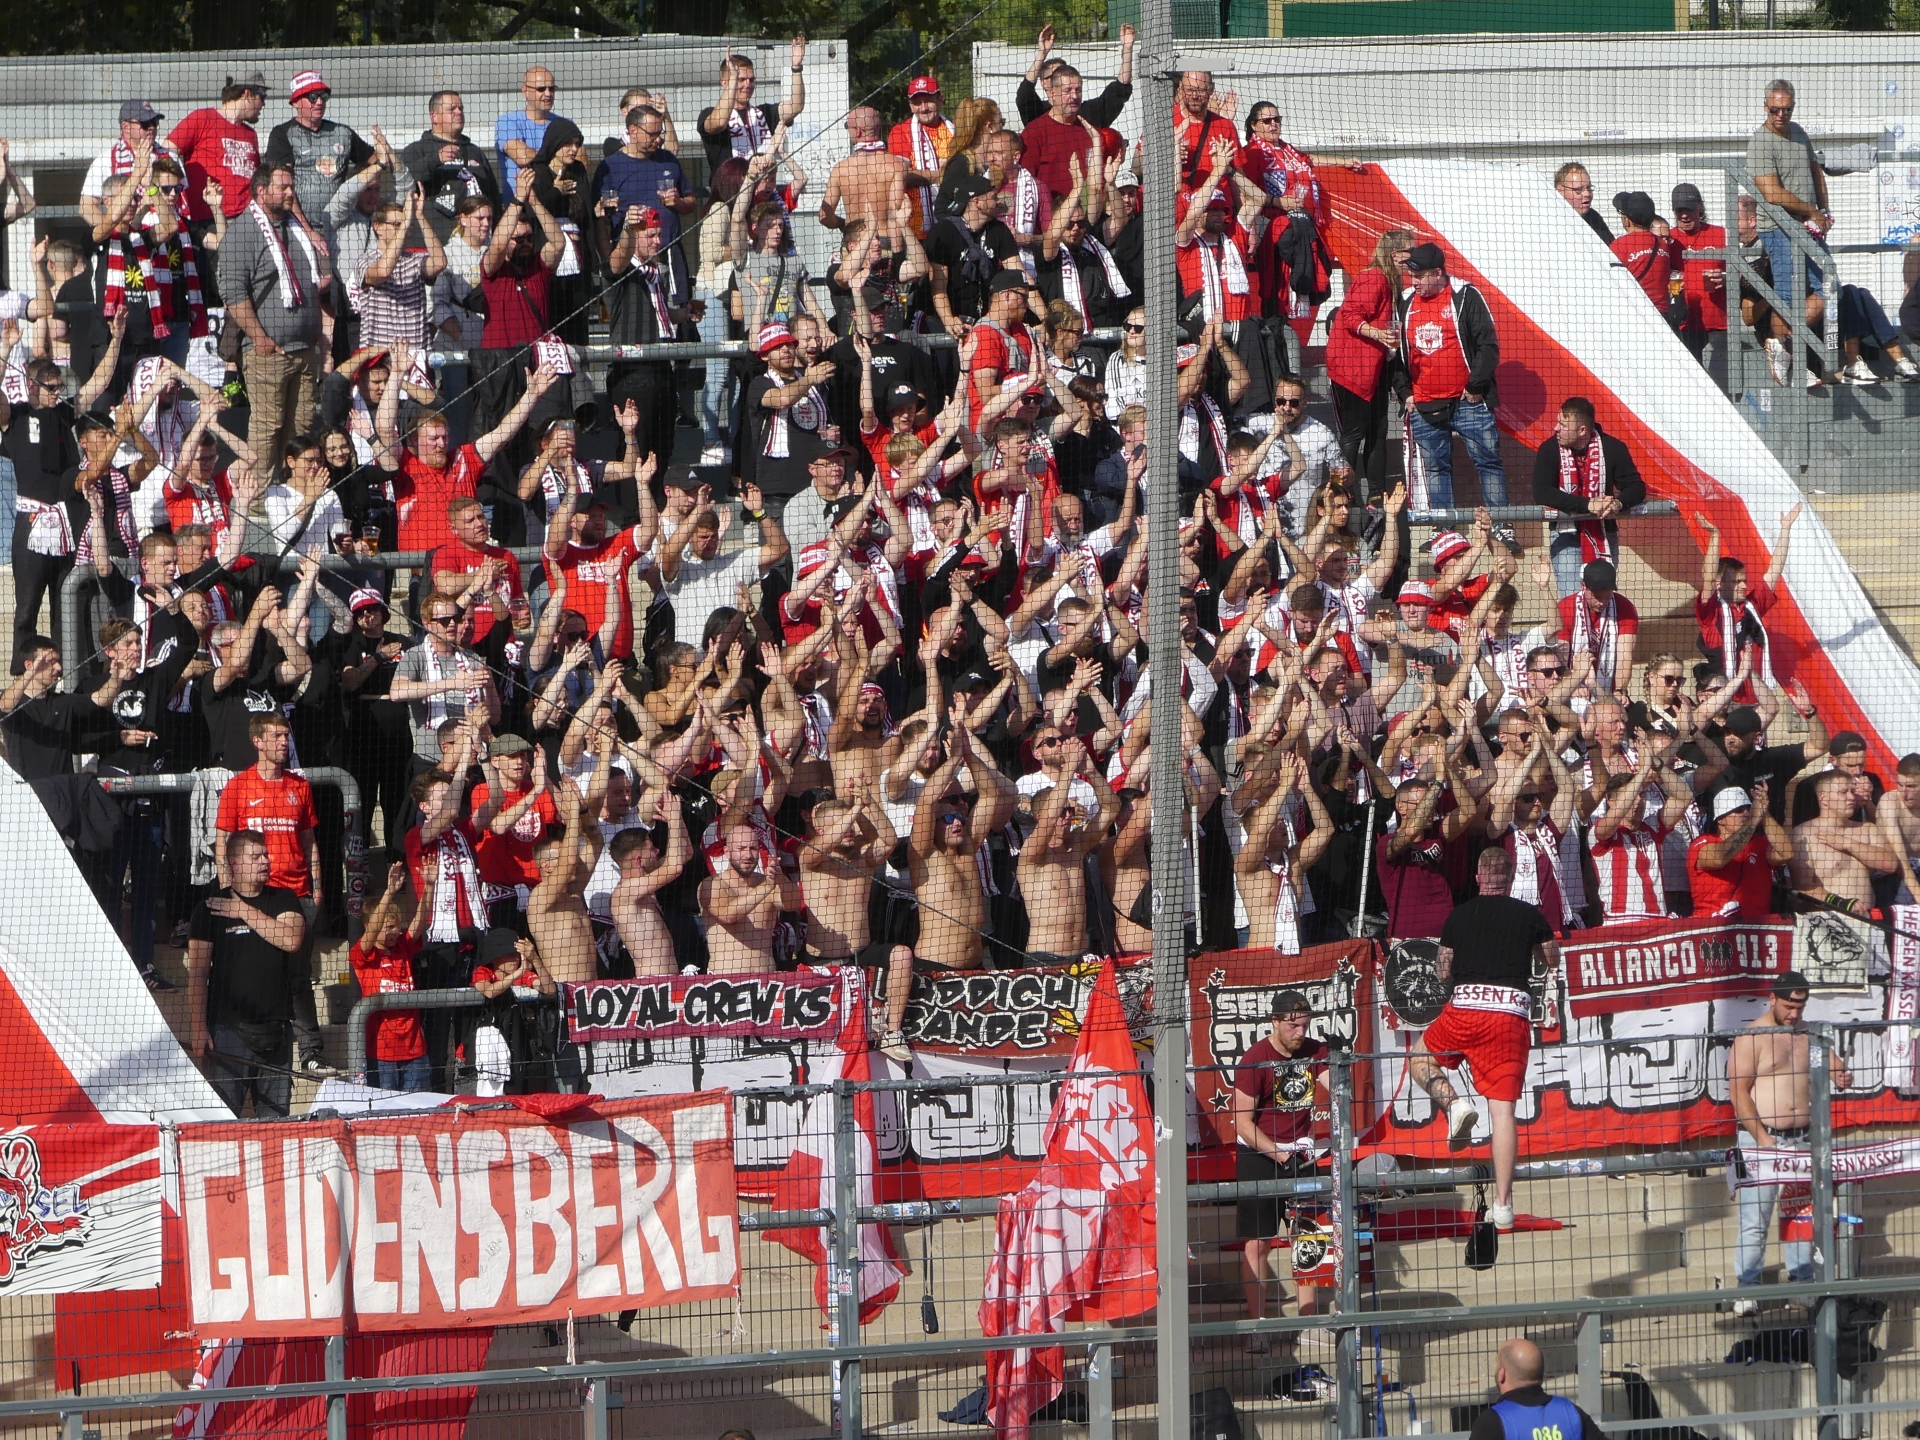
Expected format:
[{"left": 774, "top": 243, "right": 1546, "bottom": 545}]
[
  {"left": 95, "top": 766, "right": 366, "bottom": 937},
  {"left": 1408, "top": 500, "right": 1679, "bottom": 527},
  {"left": 344, "top": 987, "right": 487, "bottom": 1081}
]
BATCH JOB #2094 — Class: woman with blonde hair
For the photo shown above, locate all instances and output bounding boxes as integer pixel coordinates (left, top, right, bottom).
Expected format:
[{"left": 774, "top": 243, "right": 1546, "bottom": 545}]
[
  {"left": 1102, "top": 304, "right": 1148, "bottom": 419},
  {"left": 1325, "top": 226, "right": 1415, "bottom": 502},
  {"left": 936, "top": 97, "right": 1004, "bottom": 215}
]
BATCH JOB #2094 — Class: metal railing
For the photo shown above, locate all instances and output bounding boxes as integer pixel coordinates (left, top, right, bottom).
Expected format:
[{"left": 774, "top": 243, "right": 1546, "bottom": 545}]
[
  {"left": 1408, "top": 501, "right": 1681, "bottom": 528},
  {"left": 94, "top": 765, "right": 366, "bottom": 936},
  {"left": 117, "top": 1016, "right": 1909, "bottom": 1440}
]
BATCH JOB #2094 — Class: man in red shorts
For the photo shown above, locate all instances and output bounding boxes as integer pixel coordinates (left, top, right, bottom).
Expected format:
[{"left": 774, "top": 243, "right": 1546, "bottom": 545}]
[{"left": 1411, "top": 847, "right": 1559, "bottom": 1232}]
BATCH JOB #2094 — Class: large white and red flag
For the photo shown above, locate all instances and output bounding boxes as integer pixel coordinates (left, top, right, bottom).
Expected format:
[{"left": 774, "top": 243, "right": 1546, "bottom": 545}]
[
  {"left": 765, "top": 967, "right": 907, "bottom": 1324},
  {"left": 978, "top": 959, "right": 1157, "bottom": 1439}
]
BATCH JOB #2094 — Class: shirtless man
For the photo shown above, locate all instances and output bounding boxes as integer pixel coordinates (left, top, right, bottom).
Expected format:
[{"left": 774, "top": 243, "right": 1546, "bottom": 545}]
[
  {"left": 700, "top": 822, "right": 803, "bottom": 974},
  {"left": 526, "top": 774, "right": 604, "bottom": 987},
  {"left": 908, "top": 720, "right": 1017, "bottom": 969},
  {"left": 800, "top": 795, "right": 913, "bottom": 1061},
  {"left": 827, "top": 639, "right": 898, "bottom": 799},
  {"left": 608, "top": 793, "right": 691, "bottom": 976},
  {"left": 818, "top": 107, "right": 907, "bottom": 232},
  {"left": 1727, "top": 971, "right": 1850, "bottom": 1313},
  {"left": 1789, "top": 767, "right": 1898, "bottom": 913},
  {"left": 1019, "top": 743, "right": 1119, "bottom": 963},
  {"left": 1237, "top": 752, "right": 1335, "bottom": 954},
  {"left": 1877, "top": 753, "right": 1920, "bottom": 903}
]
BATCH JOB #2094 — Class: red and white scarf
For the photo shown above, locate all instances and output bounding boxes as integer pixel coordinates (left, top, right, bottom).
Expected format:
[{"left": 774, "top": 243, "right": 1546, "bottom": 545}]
[
  {"left": 1179, "top": 393, "right": 1231, "bottom": 471},
  {"left": 427, "top": 826, "right": 486, "bottom": 943},
  {"left": 74, "top": 468, "right": 138, "bottom": 567},
  {"left": 907, "top": 116, "right": 946, "bottom": 228},
  {"left": 1193, "top": 229, "right": 1250, "bottom": 320},
  {"left": 1057, "top": 237, "right": 1131, "bottom": 327},
  {"left": 1717, "top": 595, "right": 1776, "bottom": 689},
  {"left": 1557, "top": 432, "right": 1614, "bottom": 566},
  {"left": 1569, "top": 592, "right": 1622, "bottom": 694},
  {"left": 1507, "top": 819, "right": 1572, "bottom": 929},
  {"left": 1248, "top": 137, "right": 1321, "bottom": 220},
  {"left": 421, "top": 642, "right": 488, "bottom": 730},
  {"left": 103, "top": 226, "right": 208, "bottom": 340},
  {"left": 727, "top": 105, "right": 772, "bottom": 159},
  {"left": 246, "top": 201, "right": 316, "bottom": 309}
]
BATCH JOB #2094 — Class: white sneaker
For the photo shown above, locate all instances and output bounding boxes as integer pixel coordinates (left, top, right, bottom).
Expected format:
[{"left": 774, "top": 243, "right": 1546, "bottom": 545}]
[
  {"left": 1807, "top": 366, "right": 1827, "bottom": 389},
  {"left": 1841, "top": 358, "right": 1878, "bottom": 385},
  {"left": 879, "top": 1030, "right": 913, "bottom": 1065},
  {"left": 1765, "top": 338, "right": 1791, "bottom": 385},
  {"left": 1489, "top": 1202, "right": 1515, "bottom": 1231},
  {"left": 696, "top": 444, "right": 731, "bottom": 467},
  {"left": 1732, "top": 1297, "right": 1758, "bottom": 1317},
  {"left": 1447, "top": 1098, "right": 1477, "bottom": 1150},
  {"left": 1897, "top": 357, "right": 1920, "bottom": 382}
]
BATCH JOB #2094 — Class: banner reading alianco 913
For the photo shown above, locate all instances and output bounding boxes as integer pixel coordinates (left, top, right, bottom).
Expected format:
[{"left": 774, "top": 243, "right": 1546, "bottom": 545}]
[{"left": 178, "top": 1092, "right": 738, "bottom": 1336}]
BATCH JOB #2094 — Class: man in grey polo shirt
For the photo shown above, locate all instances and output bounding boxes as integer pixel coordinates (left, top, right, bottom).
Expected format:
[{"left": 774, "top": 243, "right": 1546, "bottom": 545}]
[
  {"left": 219, "top": 164, "right": 328, "bottom": 482},
  {"left": 1746, "top": 78, "right": 1832, "bottom": 378}
]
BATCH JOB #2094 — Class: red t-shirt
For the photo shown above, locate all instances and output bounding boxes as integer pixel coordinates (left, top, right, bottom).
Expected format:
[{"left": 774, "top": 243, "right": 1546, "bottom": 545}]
[
  {"left": 167, "top": 108, "right": 258, "bottom": 221},
  {"left": 1232, "top": 1034, "right": 1328, "bottom": 1145},
  {"left": 1174, "top": 209, "right": 1257, "bottom": 324},
  {"left": 164, "top": 469, "right": 234, "bottom": 534},
  {"left": 1556, "top": 591, "right": 1642, "bottom": 642},
  {"left": 1694, "top": 579, "right": 1775, "bottom": 655},
  {"left": 348, "top": 932, "right": 425, "bottom": 1061},
  {"left": 1172, "top": 106, "right": 1241, "bottom": 188},
  {"left": 467, "top": 781, "right": 559, "bottom": 887},
  {"left": 216, "top": 766, "right": 318, "bottom": 896},
  {"left": 403, "top": 820, "right": 487, "bottom": 937},
  {"left": 1404, "top": 289, "right": 1473, "bottom": 404},
  {"left": 1687, "top": 831, "right": 1775, "bottom": 919},
  {"left": 430, "top": 542, "right": 524, "bottom": 644},
  {"left": 1376, "top": 829, "right": 1466, "bottom": 939},
  {"left": 1020, "top": 113, "right": 1093, "bottom": 202},
  {"left": 1672, "top": 223, "right": 1729, "bottom": 332},
  {"left": 480, "top": 255, "right": 555, "bottom": 349},
  {"left": 396, "top": 445, "right": 485, "bottom": 553},
  {"left": 1611, "top": 231, "right": 1681, "bottom": 310},
  {"left": 544, "top": 525, "right": 646, "bottom": 659}
]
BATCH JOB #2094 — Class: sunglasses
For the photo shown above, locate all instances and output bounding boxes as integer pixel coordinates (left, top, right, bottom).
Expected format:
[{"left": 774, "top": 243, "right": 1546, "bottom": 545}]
[
  {"left": 1253, "top": 115, "right": 1280, "bottom": 125},
  {"left": 1655, "top": 673, "right": 1684, "bottom": 684},
  {"left": 528, "top": 84, "right": 557, "bottom": 92},
  {"left": 1533, "top": 666, "right": 1565, "bottom": 677},
  {"left": 1275, "top": 398, "right": 1305, "bottom": 407},
  {"left": 158, "top": 183, "right": 184, "bottom": 194},
  {"left": 1767, "top": 103, "right": 1793, "bottom": 115},
  {"left": 1124, "top": 323, "right": 1145, "bottom": 333},
  {"left": 1517, "top": 792, "right": 1543, "bottom": 803}
]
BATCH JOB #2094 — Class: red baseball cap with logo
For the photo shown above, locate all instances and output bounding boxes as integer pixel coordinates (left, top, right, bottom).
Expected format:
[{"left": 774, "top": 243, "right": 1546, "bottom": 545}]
[
  {"left": 908, "top": 76, "right": 940, "bottom": 97},
  {"left": 290, "top": 70, "right": 330, "bottom": 103}
]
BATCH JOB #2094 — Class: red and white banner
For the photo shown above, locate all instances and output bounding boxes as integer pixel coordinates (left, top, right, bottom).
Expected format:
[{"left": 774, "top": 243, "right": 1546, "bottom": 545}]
[
  {"left": 763, "top": 968, "right": 906, "bottom": 1325},
  {"left": 179, "top": 1092, "right": 739, "bottom": 1336},
  {"left": 0, "top": 1123, "right": 161, "bottom": 1293},
  {"left": 1562, "top": 917, "right": 1791, "bottom": 1018},
  {"left": 979, "top": 960, "right": 1156, "bottom": 1440},
  {"left": 1729, "top": 1137, "right": 1920, "bottom": 1189}
]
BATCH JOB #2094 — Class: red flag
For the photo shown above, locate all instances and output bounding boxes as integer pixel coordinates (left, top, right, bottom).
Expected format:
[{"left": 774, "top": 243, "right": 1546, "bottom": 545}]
[
  {"left": 978, "top": 960, "right": 1157, "bottom": 1439},
  {"left": 765, "top": 968, "right": 906, "bottom": 1324}
]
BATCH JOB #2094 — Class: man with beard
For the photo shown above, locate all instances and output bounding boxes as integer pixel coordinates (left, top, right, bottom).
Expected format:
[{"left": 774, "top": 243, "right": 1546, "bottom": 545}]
[
  {"left": 800, "top": 795, "right": 913, "bottom": 1060},
  {"left": 608, "top": 794, "right": 691, "bottom": 977},
  {"left": 1019, "top": 740, "right": 1119, "bottom": 962},
  {"left": 701, "top": 821, "right": 803, "bottom": 974},
  {"left": 908, "top": 721, "right": 1018, "bottom": 969}
]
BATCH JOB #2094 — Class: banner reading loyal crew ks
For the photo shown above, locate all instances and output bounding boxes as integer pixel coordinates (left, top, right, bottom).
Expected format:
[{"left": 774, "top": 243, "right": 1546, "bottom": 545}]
[{"left": 179, "top": 1093, "right": 738, "bottom": 1336}]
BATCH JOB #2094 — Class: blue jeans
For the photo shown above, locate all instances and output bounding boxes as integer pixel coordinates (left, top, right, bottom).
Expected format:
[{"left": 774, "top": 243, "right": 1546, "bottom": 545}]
[
  {"left": 210, "top": 1023, "right": 292, "bottom": 1118},
  {"left": 1549, "top": 522, "right": 1617, "bottom": 598},
  {"left": 1758, "top": 226, "right": 1827, "bottom": 301},
  {"left": 108, "top": 801, "right": 165, "bottom": 972},
  {"left": 1736, "top": 1134, "right": 1813, "bottom": 1287},
  {"left": 1838, "top": 285, "right": 1900, "bottom": 350},
  {"left": 373, "top": 1054, "right": 432, "bottom": 1093},
  {"left": 694, "top": 285, "right": 730, "bottom": 448},
  {"left": 1408, "top": 397, "right": 1506, "bottom": 509}
]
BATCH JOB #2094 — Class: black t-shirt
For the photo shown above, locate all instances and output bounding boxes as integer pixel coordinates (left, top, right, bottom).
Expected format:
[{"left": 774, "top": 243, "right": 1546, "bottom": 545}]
[
  {"left": 93, "top": 609, "right": 198, "bottom": 776},
  {"left": 1, "top": 690, "right": 104, "bottom": 780},
  {"left": 191, "top": 884, "right": 305, "bottom": 1027},
  {"left": 824, "top": 334, "right": 941, "bottom": 465},
  {"left": 203, "top": 630, "right": 293, "bottom": 771},
  {"left": 1438, "top": 894, "right": 1553, "bottom": 988},
  {"left": 56, "top": 278, "right": 107, "bottom": 389},
  {"left": 1, "top": 400, "right": 80, "bottom": 507},
  {"left": 340, "top": 629, "right": 411, "bottom": 740},
  {"left": 1033, "top": 241, "right": 1132, "bottom": 329},
  {"left": 1696, "top": 739, "right": 1809, "bottom": 823},
  {"left": 923, "top": 217, "right": 1019, "bottom": 323},
  {"left": 696, "top": 101, "right": 781, "bottom": 178},
  {"left": 743, "top": 372, "right": 828, "bottom": 498}
]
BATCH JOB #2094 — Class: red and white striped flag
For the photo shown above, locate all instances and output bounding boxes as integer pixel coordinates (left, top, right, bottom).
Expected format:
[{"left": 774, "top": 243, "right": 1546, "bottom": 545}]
[{"left": 978, "top": 960, "right": 1158, "bottom": 1439}]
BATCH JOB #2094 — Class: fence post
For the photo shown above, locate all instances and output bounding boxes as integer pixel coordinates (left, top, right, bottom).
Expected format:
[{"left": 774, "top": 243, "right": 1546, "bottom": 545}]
[
  {"left": 1576, "top": 1312, "right": 1604, "bottom": 1421},
  {"left": 1332, "top": 1054, "right": 1364, "bottom": 1439},
  {"left": 325, "top": 1332, "right": 346, "bottom": 1440},
  {"left": 583, "top": 1378, "right": 611, "bottom": 1440},
  {"left": 832, "top": 1077, "right": 862, "bottom": 1440},
  {"left": 1088, "top": 1341, "right": 1114, "bottom": 1440},
  {"left": 1809, "top": 1024, "right": 1837, "bottom": 1440},
  {"left": 61, "top": 1410, "right": 82, "bottom": 1440}
]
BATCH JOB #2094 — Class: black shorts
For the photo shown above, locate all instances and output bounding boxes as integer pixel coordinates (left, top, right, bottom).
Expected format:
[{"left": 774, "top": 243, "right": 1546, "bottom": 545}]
[{"left": 1236, "top": 1145, "right": 1317, "bottom": 1240}]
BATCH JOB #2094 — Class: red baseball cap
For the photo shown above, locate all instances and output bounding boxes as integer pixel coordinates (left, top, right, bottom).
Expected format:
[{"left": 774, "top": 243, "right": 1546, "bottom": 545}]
[{"left": 908, "top": 76, "right": 940, "bottom": 98}]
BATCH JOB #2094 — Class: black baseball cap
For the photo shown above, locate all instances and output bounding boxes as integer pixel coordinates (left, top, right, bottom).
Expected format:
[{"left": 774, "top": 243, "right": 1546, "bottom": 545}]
[
  {"left": 1724, "top": 706, "right": 1766, "bottom": 736},
  {"left": 1773, "top": 969, "right": 1811, "bottom": 998},
  {"left": 1612, "top": 190, "right": 1657, "bottom": 228},
  {"left": 1271, "top": 988, "right": 1313, "bottom": 1017},
  {"left": 988, "top": 268, "right": 1030, "bottom": 296},
  {"left": 1672, "top": 182, "right": 1705, "bottom": 213},
  {"left": 1404, "top": 242, "right": 1446, "bottom": 272},
  {"left": 477, "top": 928, "right": 522, "bottom": 965},
  {"left": 1582, "top": 558, "right": 1617, "bottom": 592},
  {"left": 1830, "top": 730, "right": 1868, "bottom": 756}
]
